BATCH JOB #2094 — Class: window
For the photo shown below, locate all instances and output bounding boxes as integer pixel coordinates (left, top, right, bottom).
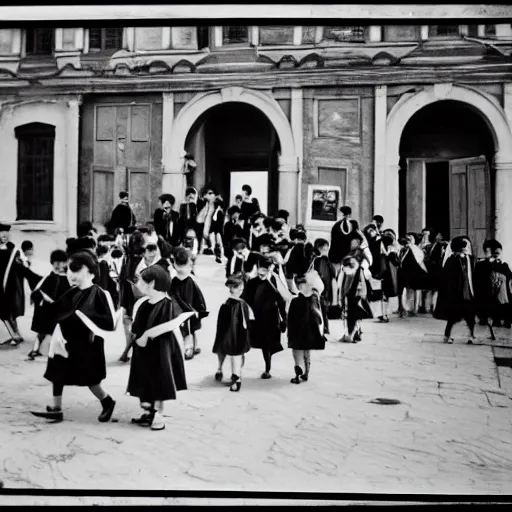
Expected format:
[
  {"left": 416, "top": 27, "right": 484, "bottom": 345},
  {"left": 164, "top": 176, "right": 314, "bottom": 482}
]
[
  {"left": 25, "top": 28, "right": 54, "bottom": 55},
  {"left": 383, "top": 25, "right": 421, "bottom": 42},
  {"left": 259, "top": 26, "right": 294, "bottom": 45},
  {"left": 467, "top": 25, "right": 479, "bottom": 37},
  {"left": 428, "top": 25, "right": 460, "bottom": 38},
  {"left": 88, "top": 27, "right": 123, "bottom": 52},
  {"left": 222, "top": 26, "right": 249, "bottom": 45},
  {"left": 323, "top": 26, "right": 366, "bottom": 42},
  {"left": 15, "top": 123, "right": 55, "bottom": 221},
  {"left": 485, "top": 24, "right": 496, "bottom": 36}
]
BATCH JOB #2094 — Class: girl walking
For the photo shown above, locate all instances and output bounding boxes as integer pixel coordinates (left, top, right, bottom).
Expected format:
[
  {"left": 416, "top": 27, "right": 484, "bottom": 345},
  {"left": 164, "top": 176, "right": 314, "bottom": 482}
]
[
  {"left": 212, "top": 274, "right": 253, "bottom": 392},
  {"left": 287, "top": 276, "right": 325, "bottom": 384},
  {"left": 31, "top": 251, "right": 117, "bottom": 423},
  {"left": 127, "top": 265, "right": 192, "bottom": 431}
]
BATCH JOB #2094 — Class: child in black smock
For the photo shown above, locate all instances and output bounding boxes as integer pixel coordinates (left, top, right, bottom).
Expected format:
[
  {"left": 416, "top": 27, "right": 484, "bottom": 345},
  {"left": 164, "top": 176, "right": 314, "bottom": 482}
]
[
  {"left": 287, "top": 276, "right": 325, "bottom": 384},
  {"left": 170, "top": 247, "right": 209, "bottom": 360},
  {"left": 212, "top": 274, "right": 254, "bottom": 392},
  {"left": 242, "top": 255, "right": 287, "bottom": 379},
  {"left": 127, "top": 265, "right": 191, "bottom": 431},
  {"left": 28, "top": 250, "right": 71, "bottom": 360}
]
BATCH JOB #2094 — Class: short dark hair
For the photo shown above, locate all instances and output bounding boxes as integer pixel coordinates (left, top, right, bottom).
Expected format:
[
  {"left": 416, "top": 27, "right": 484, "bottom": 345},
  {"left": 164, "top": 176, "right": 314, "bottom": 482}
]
[
  {"left": 50, "top": 249, "right": 68, "bottom": 264},
  {"left": 289, "top": 228, "right": 299, "bottom": 241},
  {"left": 235, "top": 194, "right": 243, "bottom": 201},
  {"left": 242, "top": 184, "right": 252, "bottom": 196},
  {"left": 140, "top": 265, "right": 171, "bottom": 293},
  {"left": 258, "top": 233, "right": 274, "bottom": 248},
  {"left": 483, "top": 239, "right": 502, "bottom": 252},
  {"left": 372, "top": 214, "right": 384, "bottom": 224},
  {"left": 277, "top": 209, "right": 289, "bottom": 221},
  {"left": 295, "top": 230, "right": 307, "bottom": 242},
  {"left": 314, "top": 238, "right": 329, "bottom": 250},
  {"left": 340, "top": 206, "right": 352, "bottom": 216},
  {"left": 119, "top": 191, "right": 129, "bottom": 199},
  {"left": 21, "top": 240, "right": 33, "bottom": 252},
  {"left": 68, "top": 250, "right": 99, "bottom": 278},
  {"left": 225, "top": 274, "right": 245, "bottom": 289},
  {"left": 422, "top": 227, "right": 432, "bottom": 233},
  {"left": 96, "top": 245, "right": 109, "bottom": 257},
  {"left": 295, "top": 224, "right": 306, "bottom": 232},
  {"left": 157, "top": 239, "right": 173, "bottom": 259},
  {"left": 451, "top": 236, "right": 469, "bottom": 253},
  {"left": 77, "top": 221, "right": 93, "bottom": 238},
  {"left": 159, "top": 194, "right": 176, "bottom": 206},
  {"left": 97, "top": 234, "right": 113, "bottom": 243},
  {"left": 145, "top": 244, "right": 158, "bottom": 253},
  {"left": 227, "top": 205, "right": 241, "bottom": 216},
  {"left": 263, "top": 217, "right": 274, "bottom": 229},
  {"left": 185, "top": 187, "right": 197, "bottom": 196},
  {"left": 173, "top": 247, "right": 190, "bottom": 266},
  {"left": 257, "top": 255, "right": 273, "bottom": 269},
  {"left": 251, "top": 212, "right": 265, "bottom": 226}
]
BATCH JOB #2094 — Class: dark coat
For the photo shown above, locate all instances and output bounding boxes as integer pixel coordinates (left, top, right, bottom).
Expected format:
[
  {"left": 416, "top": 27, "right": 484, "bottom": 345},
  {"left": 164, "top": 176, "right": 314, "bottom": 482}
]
[
  {"left": 109, "top": 203, "right": 136, "bottom": 232},
  {"left": 287, "top": 293, "right": 325, "bottom": 350},
  {"left": 44, "top": 285, "right": 115, "bottom": 386},
  {"left": 434, "top": 254, "right": 475, "bottom": 322},
  {"left": 312, "top": 255, "right": 336, "bottom": 304},
  {"left": 127, "top": 296, "right": 187, "bottom": 402},
  {"left": 212, "top": 298, "right": 253, "bottom": 356},
  {"left": 223, "top": 221, "right": 244, "bottom": 260},
  {"left": 329, "top": 219, "right": 359, "bottom": 265},
  {"left": 30, "top": 272, "right": 71, "bottom": 335},
  {"left": 242, "top": 275, "right": 286, "bottom": 354},
  {"left": 119, "top": 254, "right": 144, "bottom": 317},
  {"left": 154, "top": 208, "right": 180, "bottom": 246},
  {"left": 97, "top": 260, "right": 119, "bottom": 309},
  {"left": 170, "top": 275, "right": 208, "bottom": 335}
]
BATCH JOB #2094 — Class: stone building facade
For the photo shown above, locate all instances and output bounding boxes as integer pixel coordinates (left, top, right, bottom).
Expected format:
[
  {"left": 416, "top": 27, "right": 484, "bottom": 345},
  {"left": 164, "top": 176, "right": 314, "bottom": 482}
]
[{"left": 1, "top": 21, "right": 512, "bottom": 259}]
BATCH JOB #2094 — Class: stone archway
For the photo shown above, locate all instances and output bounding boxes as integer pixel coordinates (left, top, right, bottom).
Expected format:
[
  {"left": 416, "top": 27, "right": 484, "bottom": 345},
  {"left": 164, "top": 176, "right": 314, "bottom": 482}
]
[
  {"left": 378, "top": 83, "right": 512, "bottom": 257},
  {"left": 162, "top": 86, "right": 298, "bottom": 222}
]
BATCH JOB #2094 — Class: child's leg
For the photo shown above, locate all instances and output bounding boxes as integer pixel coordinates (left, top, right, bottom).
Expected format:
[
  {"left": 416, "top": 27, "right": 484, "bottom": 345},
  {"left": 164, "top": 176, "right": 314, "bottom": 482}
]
[
  {"left": 151, "top": 400, "right": 165, "bottom": 430},
  {"left": 302, "top": 350, "right": 311, "bottom": 381},
  {"left": 465, "top": 314, "right": 476, "bottom": 343},
  {"left": 29, "top": 333, "right": 46, "bottom": 358},
  {"left": 192, "top": 333, "right": 201, "bottom": 355},
  {"left": 89, "top": 384, "right": 116, "bottom": 422},
  {"left": 261, "top": 349, "right": 272, "bottom": 378},
  {"left": 291, "top": 349, "right": 304, "bottom": 383},
  {"left": 30, "top": 382, "right": 64, "bottom": 420},
  {"left": 229, "top": 355, "right": 243, "bottom": 391},
  {"left": 184, "top": 334, "right": 194, "bottom": 359},
  {"left": 443, "top": 320, "right": 456, "bottom": 342},
  {"left": 487, "top": 315, "right": 496, "bottom": 340},
  {"left": 215, "top": 353, "right": 226, "bottom": 380}
]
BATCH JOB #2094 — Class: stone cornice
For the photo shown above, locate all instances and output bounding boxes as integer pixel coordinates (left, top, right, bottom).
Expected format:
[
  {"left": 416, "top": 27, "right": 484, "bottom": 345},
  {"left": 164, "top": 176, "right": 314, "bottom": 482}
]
[{"left": 4, "top": 63, "right": 512, "bottom": 97}]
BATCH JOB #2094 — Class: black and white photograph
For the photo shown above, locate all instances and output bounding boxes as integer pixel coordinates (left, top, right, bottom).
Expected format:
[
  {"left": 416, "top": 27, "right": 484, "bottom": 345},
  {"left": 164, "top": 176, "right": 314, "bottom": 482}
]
[{"left": 1, "top": 3, "right": 512, "bottom": 506}]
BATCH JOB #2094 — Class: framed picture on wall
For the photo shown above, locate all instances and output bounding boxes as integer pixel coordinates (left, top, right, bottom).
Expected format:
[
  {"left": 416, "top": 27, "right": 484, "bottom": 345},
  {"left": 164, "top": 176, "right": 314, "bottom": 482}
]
[
  {"left": 306, "top": 184, "right": 343, "bottom": 229},
  {"left": 313, "top": 96, "right": 361, "bottom": 140}
]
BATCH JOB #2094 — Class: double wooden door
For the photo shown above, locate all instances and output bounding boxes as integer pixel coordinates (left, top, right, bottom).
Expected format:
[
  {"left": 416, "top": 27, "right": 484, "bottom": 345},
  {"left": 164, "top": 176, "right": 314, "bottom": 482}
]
[
  {"left": 406, "top": 156, "right": 491, "bottom": 258},
  {"left": 92, "top": 103, "right": 152, "bottom": 228}
]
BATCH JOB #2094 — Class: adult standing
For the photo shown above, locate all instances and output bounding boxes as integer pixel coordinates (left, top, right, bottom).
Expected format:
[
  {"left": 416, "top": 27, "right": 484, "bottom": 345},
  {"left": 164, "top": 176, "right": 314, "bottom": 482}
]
[
  {"left": 153, "top": 194, "right": 180, "bottom": 247},
  {"left": 196, "top": 187, "right": 217, "bottom": 255},
  {"left": 240, "top": 185, "right": 261, "bottom": 241},
  {"left": 109, "top": 192, "right": 136, "bottom": 234},
  {"left": 328, "top": 206, "right": 359, "bottom": 275}
]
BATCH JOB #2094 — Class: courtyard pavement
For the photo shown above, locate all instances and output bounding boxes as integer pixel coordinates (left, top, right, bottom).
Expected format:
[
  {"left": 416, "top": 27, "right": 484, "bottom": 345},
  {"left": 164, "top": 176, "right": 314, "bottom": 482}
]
[{"left": 1, "top": 256, "right": 512, "bottom": 502}]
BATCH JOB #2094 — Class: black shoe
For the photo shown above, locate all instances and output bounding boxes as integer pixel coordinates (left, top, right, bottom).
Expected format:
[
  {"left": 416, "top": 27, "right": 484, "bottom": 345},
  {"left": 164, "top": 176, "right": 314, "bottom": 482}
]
[
  {"left": 98, "top": 396, "right": 116, "bottom": 423},
  {"left": 131, "top": 411, "right": 155, "bottom": 426},
  {"left": 184, "top": 348, "right": 194, "bottom": 360},
  {"left": 261, "top": 372, "right": 272, "bottom": 379},
  {"left": 230, "top": 374, "right": 242, "bottom": 392},
  {"left": 31, "top": 409, "right": 63, "bottom": 422},
  {"left": 215, "top": 371, "right": 223, "bottom": 382},
  {"left": 353, "top": 331, "right": 362, "bottom": 342},
  {"left": 203, "top": 248, "right": 214, "bottom": 255},
  {"left": 291, "top": 365, "right": 302, "bottom": 384},
  {"left": 300, "top": 374, "right": 309, "bottom": 382},
  {"left": 215, "top": 257, "right": 222, "bottom": 264},
  {"left": 193, "top": 347, "right": 201, "bottom": 355},
  {"left": 418, "top": 307, "right": 427, "bottom": 314}
]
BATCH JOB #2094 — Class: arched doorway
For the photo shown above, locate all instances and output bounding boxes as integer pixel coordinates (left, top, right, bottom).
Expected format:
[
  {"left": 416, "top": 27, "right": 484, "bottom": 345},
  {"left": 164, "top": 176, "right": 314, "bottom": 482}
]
[
  {"left": 163, "top": 87, "right": 298, "bottom": 222},
  {"left": 381, "top": 84, "right": 512, "bottom": 258},
  {"left": 185, "top": 103, "right": 280, "bottom": 214},
  {"left": 398, "top": 99, "right": 495, "bottom": 255}
]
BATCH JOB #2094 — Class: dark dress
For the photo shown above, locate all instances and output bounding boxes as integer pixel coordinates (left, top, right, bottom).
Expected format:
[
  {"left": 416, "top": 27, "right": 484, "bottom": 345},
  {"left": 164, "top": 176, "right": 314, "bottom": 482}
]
[
  {"left": 223, "top": 221, "right": 244, "bottom": 260},
  {"left": 177, "top": 202, "right": 199, "bottom": 242},
  {"left": 398, "top": 247, "right": 429, "bottom": 291},
  {"left": 242, "top": 275, "right": 286, "bottom": 355},
  {"left": 210, "top": 208, "right": 225, "bottom": 235},
  {"left": 97, "top": 260, "right": 119, "bottom": 309},
  {"left": 154, "top": 208, "right": 180, "bottom": 246},
  {"left": 212, "top": 298, "right": 253, "bottom": 356},
  {"left": 0, "top": 243, "right": 41, "bottom": 321},
  {"left": 368, "top": 238, "right": 387, "bottom": 280},
  {"left": 31, "top": 272, "right": 71, "bottom": 335},
  {"left": 240, "top": 199, "right": 260, "bottom": 239},
  {"left": 287, "top": 293, "right": 325, "bottom": 350},
  {"left": 434, "top": 254, "right": 475, "bottom": 322},
  {"left": 424, "top": 241, "right": 448, "bottom": 291},
  {"left": 127, "top": 297, "right": 187, "bottom": 402},
  {"left": 119, "top": 254, "right": 144, "bottom": 317},
  {"left": 44, "top": 285, "right": 115, "bottom": 386},
  {"left": 329, "top": 219, "right": 358, "bottom": 265},
  {"left": 109, "top": 203, "right": 136, "bottom": 232},
  {"left": 170, "top": 275, "right": 208, "bottom": 335},
  {"left": 381, "top": 250, "right": 400, "bottom": 298},
  {"left": 473, "top": 258, "right": 512, "bottom": 322},
  {"left": 286, "top": 242, "right": 314, "bottom": 279}
]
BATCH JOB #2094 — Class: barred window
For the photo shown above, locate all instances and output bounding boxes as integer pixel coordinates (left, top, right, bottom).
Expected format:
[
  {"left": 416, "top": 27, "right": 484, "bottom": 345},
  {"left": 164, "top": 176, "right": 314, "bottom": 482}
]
[
  {"left": 15, "top": 123, "right": 55, "bottom": 221},
  {"left": 222, "top": 26, "right": 249, "bottom": 45},
  {"left": 429, "top": 25, "right": 460, "bottom": 38},
  {"left": 323, "top": 26, "right": 366, "bottom": 42},
  {"left": 89, "top": 27, "right": 123, "bottom": 52},
  {"left": 25, "top": 28, "right": 54, "bottom": 55}
]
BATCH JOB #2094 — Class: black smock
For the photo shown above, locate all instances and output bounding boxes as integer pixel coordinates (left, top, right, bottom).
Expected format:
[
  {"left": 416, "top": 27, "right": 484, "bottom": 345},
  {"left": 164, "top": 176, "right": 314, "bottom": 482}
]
[
  {"left": 212, "top": 298, "right": 253, "bottom": 356},
  {"left": 170, "top": 275, "right": 208, "bottom": 335},
  {"left": 287, "top": 293, "right": 325, "bottom": 350}
]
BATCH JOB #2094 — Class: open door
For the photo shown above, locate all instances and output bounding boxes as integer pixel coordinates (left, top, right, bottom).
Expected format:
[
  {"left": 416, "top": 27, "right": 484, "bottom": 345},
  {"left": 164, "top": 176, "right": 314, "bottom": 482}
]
[
  {"left": 406, "top": 159, "right": 426, "bottom": 233},
  {"left": 449, "top": 156, "right": 491, "bottom": 258}
]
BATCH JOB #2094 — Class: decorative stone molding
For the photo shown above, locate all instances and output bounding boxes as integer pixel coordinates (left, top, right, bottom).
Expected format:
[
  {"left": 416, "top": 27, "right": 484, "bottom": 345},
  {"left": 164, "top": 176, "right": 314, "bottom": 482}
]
[{"left": 433, "top": 82, "right": 453, "bottom": 100}]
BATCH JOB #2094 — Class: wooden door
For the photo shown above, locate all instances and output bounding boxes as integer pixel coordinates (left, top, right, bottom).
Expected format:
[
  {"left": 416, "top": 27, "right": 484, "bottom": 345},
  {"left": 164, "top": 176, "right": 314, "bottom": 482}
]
[
  {"left": 406, "top": 158, "right": 426, "bottom": 233},
  {"left": 92, "top": 104, "right": 152, "bottom": 228},
  {"left": 449, "top": 156, "right": 490, "bottom": 258}
]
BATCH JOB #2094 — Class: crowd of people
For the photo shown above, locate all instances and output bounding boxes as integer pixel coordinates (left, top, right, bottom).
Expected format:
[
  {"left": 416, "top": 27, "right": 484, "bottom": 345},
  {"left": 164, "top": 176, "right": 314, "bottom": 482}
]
[{"left": 0, "top": 183, "right": 511, "bottom": 431}]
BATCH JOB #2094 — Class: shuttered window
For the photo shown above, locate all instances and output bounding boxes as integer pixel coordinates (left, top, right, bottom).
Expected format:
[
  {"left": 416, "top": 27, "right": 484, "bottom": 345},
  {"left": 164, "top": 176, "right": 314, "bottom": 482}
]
[
  {"left": 222, "top": 26, "right": 249, "bottom": 45},
  {"left": 323, "top": 26, "right": 366, "bottom": 42},
  {"left": 25, "top": 28, "right": 54, "bottom": 55},
  {"left": 15, "top": 123, "right": 55, "bottom": 221},
  {"left": 88, "top": 27, "right": 123, "bottom": 51},
  {"left": 429, "top": 25, "right": 460, "bottom": 38}
]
